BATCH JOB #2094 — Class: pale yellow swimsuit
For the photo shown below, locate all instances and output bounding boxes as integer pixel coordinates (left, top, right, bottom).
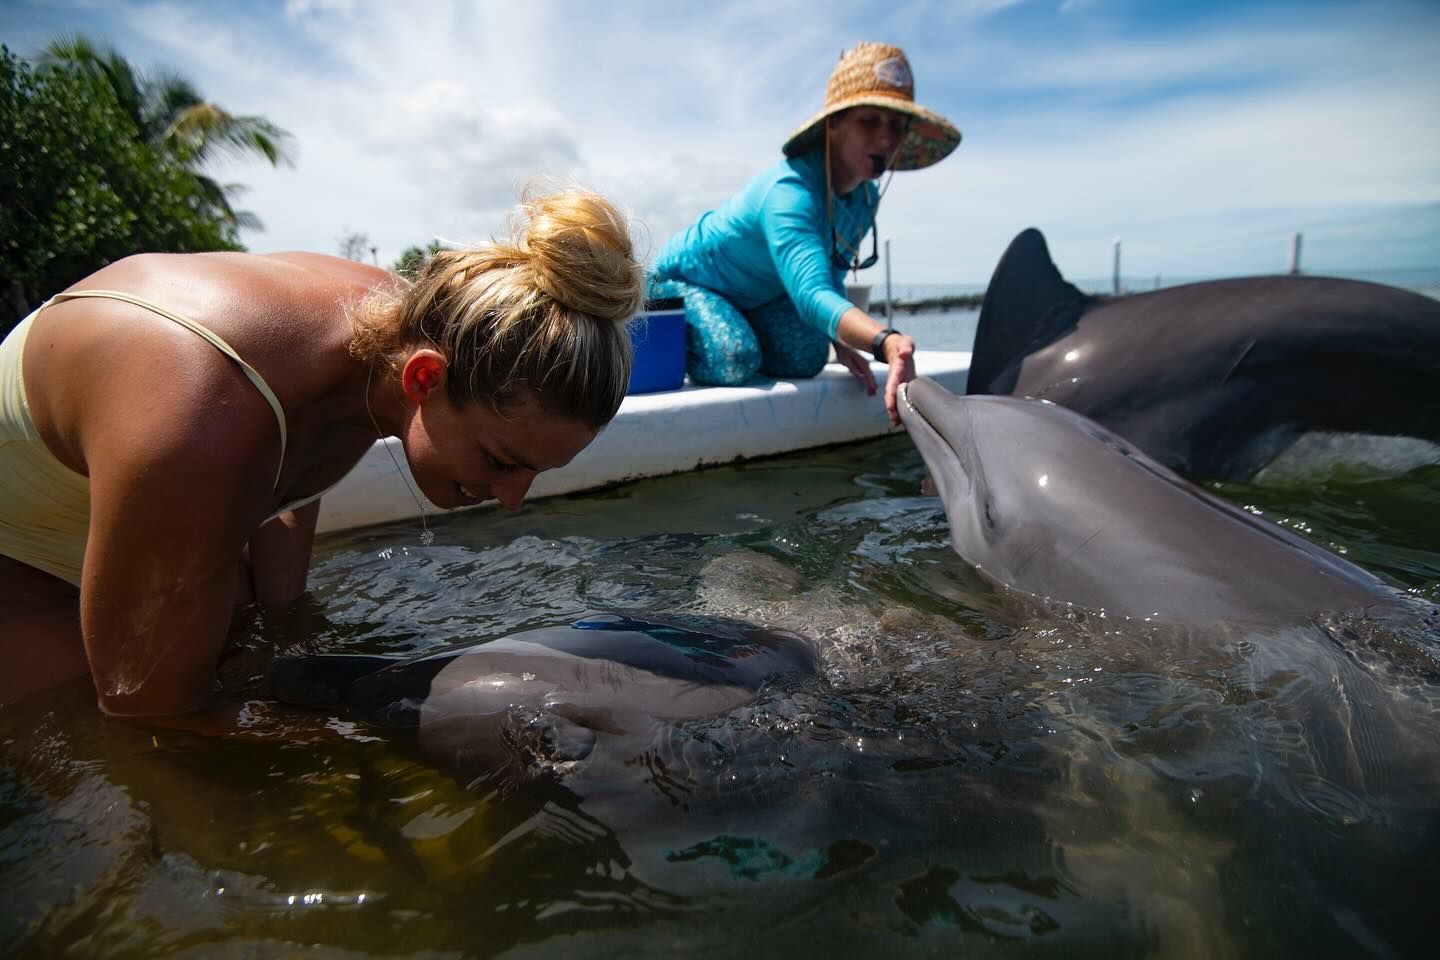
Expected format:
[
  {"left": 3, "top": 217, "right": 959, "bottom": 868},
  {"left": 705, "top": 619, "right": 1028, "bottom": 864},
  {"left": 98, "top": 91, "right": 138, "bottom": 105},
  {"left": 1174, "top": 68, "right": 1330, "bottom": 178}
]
[{"left": 0, "top": 290, "right": 329, "bottom": 586}]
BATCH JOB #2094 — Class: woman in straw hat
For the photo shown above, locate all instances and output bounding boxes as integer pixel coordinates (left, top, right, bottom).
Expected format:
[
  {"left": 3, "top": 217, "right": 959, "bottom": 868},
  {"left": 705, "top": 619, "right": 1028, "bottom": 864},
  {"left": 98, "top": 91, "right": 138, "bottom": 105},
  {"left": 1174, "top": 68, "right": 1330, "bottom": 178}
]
[{"left": 651, "top": 41, "right": 959, "bottom": 425}]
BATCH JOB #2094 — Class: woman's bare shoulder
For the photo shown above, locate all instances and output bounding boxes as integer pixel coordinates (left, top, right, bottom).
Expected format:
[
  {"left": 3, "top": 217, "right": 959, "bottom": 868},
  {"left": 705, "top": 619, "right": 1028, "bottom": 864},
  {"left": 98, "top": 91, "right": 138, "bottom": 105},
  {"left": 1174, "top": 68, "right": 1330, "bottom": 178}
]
[
  {"left": 258, "top": 252, "right": 396, "bottom": 286},
  {"left": 33, "top": 252, "right": 379, "bottom": 461},
  {"left": 81, "top": 251, "right": 396, "bottom": 297}
]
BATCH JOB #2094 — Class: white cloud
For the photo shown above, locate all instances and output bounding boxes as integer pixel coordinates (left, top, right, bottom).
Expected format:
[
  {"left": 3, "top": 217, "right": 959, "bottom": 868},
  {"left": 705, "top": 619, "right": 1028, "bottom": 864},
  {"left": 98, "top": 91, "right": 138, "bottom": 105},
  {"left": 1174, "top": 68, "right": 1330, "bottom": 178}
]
[
  {"left": 283, "top": 0, "right": 359, "bottom": 15},
  {"left": 884, "top": 66, "right": 1440, "bottom": 283},
  {"left": 362, "top": 80, "right": 584, "bottom": 221},
  {"left": 23, "top": 0, "right": 1437, "bottom": 279},
  {"left": 862, "top": 5, "right": 1440, "bottom": 280}
]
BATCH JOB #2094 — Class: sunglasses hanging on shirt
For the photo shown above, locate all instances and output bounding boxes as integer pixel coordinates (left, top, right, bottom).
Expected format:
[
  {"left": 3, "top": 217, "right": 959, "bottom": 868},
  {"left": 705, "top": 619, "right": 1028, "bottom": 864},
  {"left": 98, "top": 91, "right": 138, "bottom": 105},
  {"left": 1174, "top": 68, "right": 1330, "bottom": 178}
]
[
  {"left": 832, "top": 220, "right": 880, "bottom": 271},
  {"left": 826, "top": 159, "right": 894, "bottom": 276}
]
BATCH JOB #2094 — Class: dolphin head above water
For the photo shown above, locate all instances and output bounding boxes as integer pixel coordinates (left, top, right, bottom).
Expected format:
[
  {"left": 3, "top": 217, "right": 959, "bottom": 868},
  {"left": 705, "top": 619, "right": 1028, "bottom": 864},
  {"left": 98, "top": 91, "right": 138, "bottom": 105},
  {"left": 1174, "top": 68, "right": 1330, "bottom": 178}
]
[
  {"left": 271, "top": 613, "right": 818, "bottom": 790},
  {"left": 898, "top": 377, "right": 1407, "bottom": 625}
]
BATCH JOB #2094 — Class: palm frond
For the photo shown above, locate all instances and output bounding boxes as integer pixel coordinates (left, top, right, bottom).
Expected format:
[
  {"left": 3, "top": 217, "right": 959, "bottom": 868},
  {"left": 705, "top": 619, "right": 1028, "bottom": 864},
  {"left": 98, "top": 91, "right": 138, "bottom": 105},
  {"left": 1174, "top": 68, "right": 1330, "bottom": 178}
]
[
  {"left": 163, "top": 104, "right": 296, "bottom": 168},
  {"left": 38, "top": 33, "right": 146, "bottom": 128},
  {"left": 192, "top": 173, "right": 240, "bottom": 225},
  {"left": 230, "top": 209, "right": 265, "bottom": 232},
  {"left": 144, "top": 69, "right": 204, "bottom": 145},
  {"left": 33, "top": 30, "right": 294, "bottom": 236},
  {"left": 218, "top": 182, "right": 264, "bottom": 232}
]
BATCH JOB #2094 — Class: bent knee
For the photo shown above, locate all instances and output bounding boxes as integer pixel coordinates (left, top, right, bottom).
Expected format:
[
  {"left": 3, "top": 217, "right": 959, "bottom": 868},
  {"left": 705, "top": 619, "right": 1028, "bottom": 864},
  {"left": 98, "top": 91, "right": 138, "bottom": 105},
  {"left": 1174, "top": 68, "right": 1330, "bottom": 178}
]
[{"left": 686, "top": 325, "right": 762, "bottom": 385}]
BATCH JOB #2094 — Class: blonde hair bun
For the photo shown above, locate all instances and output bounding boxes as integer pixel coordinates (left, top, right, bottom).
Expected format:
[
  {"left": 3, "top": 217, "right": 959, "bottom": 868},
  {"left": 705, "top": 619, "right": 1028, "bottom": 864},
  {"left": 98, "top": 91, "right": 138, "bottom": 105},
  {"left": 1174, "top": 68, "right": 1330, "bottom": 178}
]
[
  {"left": 352, "top": 187, "right": 647, "bottom": 429},
  {"left": 508, "top": 189, "right": 645, "bottom": 325}
]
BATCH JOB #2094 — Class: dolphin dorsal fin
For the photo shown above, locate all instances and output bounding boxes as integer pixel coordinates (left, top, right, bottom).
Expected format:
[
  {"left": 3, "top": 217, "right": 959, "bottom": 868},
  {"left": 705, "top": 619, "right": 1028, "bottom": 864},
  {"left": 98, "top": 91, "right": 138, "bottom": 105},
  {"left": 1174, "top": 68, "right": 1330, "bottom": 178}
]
[{"left": 969, "top": 228, "right": 1095, "bottom": 395}]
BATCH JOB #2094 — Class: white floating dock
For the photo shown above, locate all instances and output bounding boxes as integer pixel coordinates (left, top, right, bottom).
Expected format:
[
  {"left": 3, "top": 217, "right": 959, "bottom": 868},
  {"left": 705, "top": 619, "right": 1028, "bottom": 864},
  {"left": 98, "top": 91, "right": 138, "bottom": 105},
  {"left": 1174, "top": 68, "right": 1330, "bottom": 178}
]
[{"left": 316, "top": 351, "right": 972, "bottom": 534}]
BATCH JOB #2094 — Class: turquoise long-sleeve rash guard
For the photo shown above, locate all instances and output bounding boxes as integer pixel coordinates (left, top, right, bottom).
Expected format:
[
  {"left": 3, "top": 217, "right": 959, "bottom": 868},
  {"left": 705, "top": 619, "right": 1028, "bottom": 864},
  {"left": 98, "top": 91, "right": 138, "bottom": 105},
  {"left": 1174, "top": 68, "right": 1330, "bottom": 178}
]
[{"left": 652, "top": 150, "right": 879, "bottom": 339}]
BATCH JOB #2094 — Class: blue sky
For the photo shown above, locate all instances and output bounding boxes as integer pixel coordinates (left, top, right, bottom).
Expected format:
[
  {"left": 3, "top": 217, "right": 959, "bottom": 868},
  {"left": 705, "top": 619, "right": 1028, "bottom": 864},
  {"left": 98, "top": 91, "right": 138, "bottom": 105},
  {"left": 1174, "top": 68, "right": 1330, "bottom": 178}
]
[{"left": 4, "top": 0, "right": 1437, "bottom": 285}]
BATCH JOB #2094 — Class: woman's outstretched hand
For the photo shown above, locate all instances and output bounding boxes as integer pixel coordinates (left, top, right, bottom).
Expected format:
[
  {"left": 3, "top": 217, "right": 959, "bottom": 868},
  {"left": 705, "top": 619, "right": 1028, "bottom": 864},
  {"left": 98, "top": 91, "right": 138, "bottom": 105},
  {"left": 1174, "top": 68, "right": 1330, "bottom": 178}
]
[{"left": 882, "top": 333, "right": 917, "bottom": 426}]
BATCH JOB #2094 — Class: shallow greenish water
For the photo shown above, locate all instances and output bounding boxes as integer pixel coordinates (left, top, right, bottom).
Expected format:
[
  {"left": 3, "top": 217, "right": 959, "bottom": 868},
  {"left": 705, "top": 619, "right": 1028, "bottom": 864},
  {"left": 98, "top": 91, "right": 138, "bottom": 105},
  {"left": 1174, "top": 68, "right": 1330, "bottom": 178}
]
[{"left": 2, "top": 438, "right": 1437, "bottom": 959}]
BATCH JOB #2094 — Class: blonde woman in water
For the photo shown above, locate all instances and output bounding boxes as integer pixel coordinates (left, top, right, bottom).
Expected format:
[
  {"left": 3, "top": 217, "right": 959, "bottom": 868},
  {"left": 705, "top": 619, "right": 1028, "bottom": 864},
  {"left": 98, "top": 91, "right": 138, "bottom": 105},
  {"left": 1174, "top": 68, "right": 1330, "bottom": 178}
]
[{"left": 0, "top": 189, "right": 646, "bottom": 716}]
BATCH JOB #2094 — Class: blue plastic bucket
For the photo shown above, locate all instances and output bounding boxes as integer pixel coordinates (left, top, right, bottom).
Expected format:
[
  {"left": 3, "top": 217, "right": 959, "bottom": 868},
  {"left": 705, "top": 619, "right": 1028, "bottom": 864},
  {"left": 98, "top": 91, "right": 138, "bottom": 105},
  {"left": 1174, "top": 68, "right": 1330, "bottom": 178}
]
[{"left": 626, "top": 297, "right": 687, "bottom": 394}]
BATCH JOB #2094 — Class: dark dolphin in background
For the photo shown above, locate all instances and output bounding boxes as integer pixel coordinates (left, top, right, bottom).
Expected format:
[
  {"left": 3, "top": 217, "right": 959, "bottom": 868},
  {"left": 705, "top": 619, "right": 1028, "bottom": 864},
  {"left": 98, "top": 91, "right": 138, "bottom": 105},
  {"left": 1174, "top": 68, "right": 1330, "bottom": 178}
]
[
  {"left": 967, "top": 228, "right": 1440, "bottom": 481},
  {"left": 270, "top": 613, "right": 817, "bottom": 790},
  {"left": 898, "top": 377, "right": 1413, "bottom": 624}
]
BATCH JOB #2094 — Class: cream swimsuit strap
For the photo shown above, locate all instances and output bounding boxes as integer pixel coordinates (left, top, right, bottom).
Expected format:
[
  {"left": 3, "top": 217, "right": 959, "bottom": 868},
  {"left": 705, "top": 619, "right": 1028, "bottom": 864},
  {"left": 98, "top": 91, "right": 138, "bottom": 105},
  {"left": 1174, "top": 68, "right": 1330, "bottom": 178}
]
[{"left": 47, "top": 289, "right": 288, "bottom": 488}]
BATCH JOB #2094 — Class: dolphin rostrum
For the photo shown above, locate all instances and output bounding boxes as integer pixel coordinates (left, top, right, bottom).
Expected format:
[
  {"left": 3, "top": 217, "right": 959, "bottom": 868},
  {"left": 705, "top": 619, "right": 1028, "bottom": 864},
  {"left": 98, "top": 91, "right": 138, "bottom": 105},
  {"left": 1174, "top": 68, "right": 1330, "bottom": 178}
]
[
  {"left": 967, "top": 228, "right": 1440, "bottom": 481},
  {"left": 898, "top": 377, "right": 1412, "bottom": 624},
  {"left": 269, "top": 613, "right": 818, "bottom": 789}
]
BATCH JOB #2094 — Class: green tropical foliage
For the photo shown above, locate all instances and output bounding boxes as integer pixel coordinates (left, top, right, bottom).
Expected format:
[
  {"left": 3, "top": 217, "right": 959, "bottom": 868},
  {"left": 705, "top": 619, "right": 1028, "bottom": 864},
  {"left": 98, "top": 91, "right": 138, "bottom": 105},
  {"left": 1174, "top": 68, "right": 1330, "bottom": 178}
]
[
  {"left": 39, "top": 34, "right": 294, "bottom": 230},
  {"left": 392, "top": 240, "right": 446, "bottom": 279},
  {"left": 0, "top": 41, "right": 295, "bottom": 335}
]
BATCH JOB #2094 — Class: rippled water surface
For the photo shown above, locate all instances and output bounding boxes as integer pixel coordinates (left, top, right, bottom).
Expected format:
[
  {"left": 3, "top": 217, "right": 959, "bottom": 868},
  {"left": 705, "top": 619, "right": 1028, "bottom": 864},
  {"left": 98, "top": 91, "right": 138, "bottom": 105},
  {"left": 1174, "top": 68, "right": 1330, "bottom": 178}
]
[{"left": 3, "top": 439, "right": 1438, "bottom": 959}]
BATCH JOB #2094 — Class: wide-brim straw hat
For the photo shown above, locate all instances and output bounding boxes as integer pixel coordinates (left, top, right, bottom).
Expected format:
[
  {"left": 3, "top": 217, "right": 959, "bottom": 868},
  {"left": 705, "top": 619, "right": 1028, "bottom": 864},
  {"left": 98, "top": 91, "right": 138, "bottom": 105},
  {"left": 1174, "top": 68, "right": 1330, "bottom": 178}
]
[{"left": 783, "top": 42, "right": 960, "bottom": 172}]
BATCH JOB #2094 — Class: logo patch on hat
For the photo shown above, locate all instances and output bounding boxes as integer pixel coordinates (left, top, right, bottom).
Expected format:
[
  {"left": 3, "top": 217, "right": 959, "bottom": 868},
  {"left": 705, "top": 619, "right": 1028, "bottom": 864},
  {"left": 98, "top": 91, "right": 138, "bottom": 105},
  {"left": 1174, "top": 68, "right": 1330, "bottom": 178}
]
[{"left": 874, "top": 58, "right": 912, "bottom": 90}]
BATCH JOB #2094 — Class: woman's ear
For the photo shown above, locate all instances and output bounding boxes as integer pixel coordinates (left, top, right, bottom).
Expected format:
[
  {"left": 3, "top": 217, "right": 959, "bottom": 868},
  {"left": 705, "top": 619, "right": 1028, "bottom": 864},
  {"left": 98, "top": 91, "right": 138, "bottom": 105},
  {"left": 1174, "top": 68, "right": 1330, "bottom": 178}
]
[{"left": 401, "top": 350, "right": 448, "bottom": 404}]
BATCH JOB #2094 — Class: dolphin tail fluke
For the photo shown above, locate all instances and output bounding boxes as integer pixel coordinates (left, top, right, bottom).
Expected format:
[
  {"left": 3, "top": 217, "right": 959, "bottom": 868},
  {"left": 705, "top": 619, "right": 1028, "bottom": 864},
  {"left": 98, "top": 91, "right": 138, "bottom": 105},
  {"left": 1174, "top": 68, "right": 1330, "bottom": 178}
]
[
  {"left": 969, "top": 228, "right": 1095, "bottom": 395},
  {"left": 268, "top": 654, "right": 400, "bottom": 708}
]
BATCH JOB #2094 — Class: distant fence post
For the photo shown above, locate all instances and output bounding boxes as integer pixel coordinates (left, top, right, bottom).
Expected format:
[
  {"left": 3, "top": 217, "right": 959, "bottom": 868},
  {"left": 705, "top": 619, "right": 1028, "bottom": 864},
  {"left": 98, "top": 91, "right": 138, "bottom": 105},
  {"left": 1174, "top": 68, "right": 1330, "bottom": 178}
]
[
  {"left": 1288, "top": 232, "right": 1303, "bottom": 275},
  {"left": 883, "top": 239, "right": 893, "bottom": 319},
  {"left": 1112, "top": 238, "right": 1122, "bottom": 295}
]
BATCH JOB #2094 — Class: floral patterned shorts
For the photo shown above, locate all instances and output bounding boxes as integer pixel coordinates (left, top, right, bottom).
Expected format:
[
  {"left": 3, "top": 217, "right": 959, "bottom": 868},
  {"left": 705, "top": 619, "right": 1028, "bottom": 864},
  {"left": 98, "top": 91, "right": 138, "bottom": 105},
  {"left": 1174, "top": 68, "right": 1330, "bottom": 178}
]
[{"left": 649, "top": 279, "right": 831, "bottom": 387}]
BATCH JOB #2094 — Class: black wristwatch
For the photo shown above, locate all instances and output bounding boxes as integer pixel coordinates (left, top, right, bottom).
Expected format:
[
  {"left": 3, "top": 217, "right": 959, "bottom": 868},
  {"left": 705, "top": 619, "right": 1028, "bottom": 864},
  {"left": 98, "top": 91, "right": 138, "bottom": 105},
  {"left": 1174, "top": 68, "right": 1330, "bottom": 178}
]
[{"left": 871, "top": 328, "right": 900, "bottom": 362}]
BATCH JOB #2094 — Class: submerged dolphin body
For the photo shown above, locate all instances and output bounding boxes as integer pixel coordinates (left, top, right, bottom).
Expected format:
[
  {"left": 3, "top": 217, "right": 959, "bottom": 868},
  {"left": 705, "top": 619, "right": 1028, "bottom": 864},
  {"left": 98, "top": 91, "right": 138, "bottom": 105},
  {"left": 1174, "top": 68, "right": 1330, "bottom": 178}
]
[
  {"left": 898, "top": 377, "right": 1410, "bottom": 624},
  {"left": 270, "top": 613, "right": 818, "bottom": 789},
  {"left": 967, "top": 229, "right": 1440, "bottom": 481}
]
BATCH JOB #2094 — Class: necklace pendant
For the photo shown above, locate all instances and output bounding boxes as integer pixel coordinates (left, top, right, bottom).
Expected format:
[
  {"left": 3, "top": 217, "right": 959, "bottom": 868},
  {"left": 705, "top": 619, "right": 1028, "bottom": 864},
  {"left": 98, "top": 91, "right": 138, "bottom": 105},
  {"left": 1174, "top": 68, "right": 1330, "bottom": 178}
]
[{"left": 420, "top": 529, "right": 436, "bottom": 546}]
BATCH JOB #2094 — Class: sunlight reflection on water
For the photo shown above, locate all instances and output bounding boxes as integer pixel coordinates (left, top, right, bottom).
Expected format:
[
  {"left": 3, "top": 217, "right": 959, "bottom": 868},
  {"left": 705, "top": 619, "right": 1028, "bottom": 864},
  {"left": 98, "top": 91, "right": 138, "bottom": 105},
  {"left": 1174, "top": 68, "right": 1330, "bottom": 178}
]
[{"left": 2, "top": 422, "right": 1438, "bottom": 958}]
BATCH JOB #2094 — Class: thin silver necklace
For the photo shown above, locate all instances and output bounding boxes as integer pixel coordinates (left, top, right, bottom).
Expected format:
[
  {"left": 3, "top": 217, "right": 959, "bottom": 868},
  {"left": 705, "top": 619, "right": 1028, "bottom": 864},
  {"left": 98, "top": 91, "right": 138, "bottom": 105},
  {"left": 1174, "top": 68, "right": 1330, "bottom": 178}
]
[{"left": 365, "top": 363, "right": 435, "bottom": 545}]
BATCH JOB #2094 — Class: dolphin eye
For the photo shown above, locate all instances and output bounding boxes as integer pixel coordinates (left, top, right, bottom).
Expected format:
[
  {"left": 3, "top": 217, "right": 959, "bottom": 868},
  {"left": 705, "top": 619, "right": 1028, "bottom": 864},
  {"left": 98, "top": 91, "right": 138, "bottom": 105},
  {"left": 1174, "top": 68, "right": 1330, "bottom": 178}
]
[{"left": 983, "top": 499, "right": 997, "bottom": 529}]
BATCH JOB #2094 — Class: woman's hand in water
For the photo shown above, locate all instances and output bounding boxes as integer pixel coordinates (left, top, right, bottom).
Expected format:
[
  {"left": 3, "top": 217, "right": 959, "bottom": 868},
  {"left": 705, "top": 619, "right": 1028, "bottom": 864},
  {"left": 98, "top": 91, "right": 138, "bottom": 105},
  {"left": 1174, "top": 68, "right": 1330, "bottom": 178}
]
[{"left": 833, "top": 340, "right": 878, "bottom": 395}]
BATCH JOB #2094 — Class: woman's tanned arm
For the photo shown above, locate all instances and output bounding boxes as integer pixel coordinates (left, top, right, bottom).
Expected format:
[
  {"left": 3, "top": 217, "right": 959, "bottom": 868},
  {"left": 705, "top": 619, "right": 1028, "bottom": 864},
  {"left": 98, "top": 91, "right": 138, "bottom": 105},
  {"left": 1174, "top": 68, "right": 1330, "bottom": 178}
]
[
  {"left": 247, "top": 501, "right": 320, "bottom": 608},
  {"left": 78, "top": 355, "right": 283, "bottom": 717}
]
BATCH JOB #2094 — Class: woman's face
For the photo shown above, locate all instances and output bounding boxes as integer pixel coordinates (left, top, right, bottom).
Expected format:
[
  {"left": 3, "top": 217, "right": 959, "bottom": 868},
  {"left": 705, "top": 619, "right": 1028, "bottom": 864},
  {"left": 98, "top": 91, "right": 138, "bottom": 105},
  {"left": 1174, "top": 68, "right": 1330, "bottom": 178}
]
[
  {"left": 403, "top": 386, "right": 597, "bottom": 511},
  {"left": 828, "top": 107, "right": 910, "bottom": 190}
]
